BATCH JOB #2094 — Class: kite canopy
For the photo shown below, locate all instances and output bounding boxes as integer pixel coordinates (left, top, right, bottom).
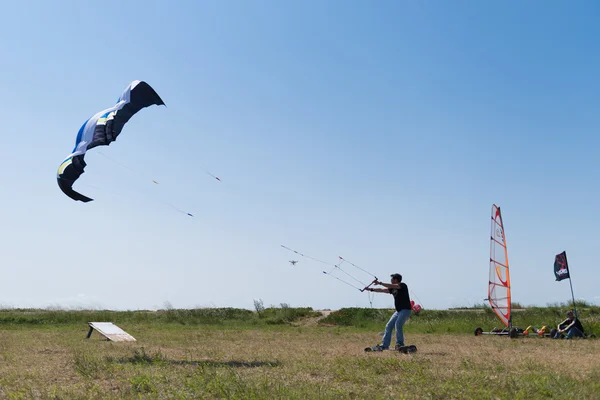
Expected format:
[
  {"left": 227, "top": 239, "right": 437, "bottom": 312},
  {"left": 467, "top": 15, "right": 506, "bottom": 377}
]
[
  {"left": 489, "top": 204, "right": 511, "bottom": 327},
  {"left": 57, "top": 80, "right": 165, "bottom": 202}
]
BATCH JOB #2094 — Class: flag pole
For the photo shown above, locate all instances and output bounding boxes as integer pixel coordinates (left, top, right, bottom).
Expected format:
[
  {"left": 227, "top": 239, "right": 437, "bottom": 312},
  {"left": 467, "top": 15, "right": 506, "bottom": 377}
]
[{"left": 568, "top": 276, "right": 577, "bottom": 318}]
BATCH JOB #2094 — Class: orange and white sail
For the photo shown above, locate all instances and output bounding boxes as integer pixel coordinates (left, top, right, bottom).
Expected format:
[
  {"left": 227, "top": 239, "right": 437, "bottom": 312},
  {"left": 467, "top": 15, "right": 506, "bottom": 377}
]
[{"left": 489, "top": 204, "right": 511, "bottom": 327}]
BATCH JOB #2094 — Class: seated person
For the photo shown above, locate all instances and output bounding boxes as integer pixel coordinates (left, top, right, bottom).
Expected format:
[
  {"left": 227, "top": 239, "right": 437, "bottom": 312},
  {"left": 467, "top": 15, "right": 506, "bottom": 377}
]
[{"left": 553, "top": 310, "right": 584, "bottom": 339}]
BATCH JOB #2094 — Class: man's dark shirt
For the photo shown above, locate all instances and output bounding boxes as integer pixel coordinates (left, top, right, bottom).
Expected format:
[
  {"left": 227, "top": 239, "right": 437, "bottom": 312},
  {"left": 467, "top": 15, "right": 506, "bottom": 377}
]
[
  {"left": 571, "top": 318, "right": 584, "bottom": 333},
  {"left": 390, "top": 282, "right": 411, "bottom": 311}
]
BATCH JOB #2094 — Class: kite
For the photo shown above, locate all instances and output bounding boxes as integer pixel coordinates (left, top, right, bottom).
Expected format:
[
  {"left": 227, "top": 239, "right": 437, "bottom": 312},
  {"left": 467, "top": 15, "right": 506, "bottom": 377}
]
[{"left": 57, "top": 80, "right": 165, "bottom": 202}]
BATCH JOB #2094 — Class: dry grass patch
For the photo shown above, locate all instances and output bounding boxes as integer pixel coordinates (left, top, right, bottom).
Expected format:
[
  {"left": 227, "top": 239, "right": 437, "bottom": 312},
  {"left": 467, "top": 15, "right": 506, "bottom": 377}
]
[{"left": 0, "top": 324, "right": 598, "bottom": 399}]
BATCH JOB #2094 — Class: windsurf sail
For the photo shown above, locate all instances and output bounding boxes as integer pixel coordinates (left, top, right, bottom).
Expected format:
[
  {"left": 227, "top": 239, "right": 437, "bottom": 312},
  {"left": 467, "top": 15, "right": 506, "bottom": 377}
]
[{"left": 489, "top": 204, "right": 511, "bottom": 327}]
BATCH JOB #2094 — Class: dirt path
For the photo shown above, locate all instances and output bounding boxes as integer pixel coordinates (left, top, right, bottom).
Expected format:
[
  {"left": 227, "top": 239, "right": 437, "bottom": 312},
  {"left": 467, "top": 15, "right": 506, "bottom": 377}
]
[{"left": 292, "top": 310, "right": 333, "bottom": 327}]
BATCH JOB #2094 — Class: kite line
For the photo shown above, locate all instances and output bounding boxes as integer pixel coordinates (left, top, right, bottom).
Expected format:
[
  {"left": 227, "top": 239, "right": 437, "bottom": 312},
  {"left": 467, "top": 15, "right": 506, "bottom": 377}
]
[
  {"left": 281, "top": 245, "right": 378, "bottom": 306},
  {"left": 281, "top": 244, "right": 425, "bottom": 310}
]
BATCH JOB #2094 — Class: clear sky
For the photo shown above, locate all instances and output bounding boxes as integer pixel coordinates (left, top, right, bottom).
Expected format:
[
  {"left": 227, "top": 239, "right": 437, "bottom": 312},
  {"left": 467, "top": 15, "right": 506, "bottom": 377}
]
[{"left": 1, "top": 1, "right": 598, "bottom": 311}]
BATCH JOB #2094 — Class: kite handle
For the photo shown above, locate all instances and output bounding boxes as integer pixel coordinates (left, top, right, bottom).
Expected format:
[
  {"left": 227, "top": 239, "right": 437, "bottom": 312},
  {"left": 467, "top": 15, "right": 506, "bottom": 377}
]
[{"left": 361, "top": 277, "right": 378, "bottom": 292}]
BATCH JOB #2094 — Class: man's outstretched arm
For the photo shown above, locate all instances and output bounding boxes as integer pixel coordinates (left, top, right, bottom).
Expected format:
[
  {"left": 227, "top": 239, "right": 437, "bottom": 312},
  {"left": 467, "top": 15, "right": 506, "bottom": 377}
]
[
  {"left": 374, "top": 280, "right": 400, "bottom": 289},
  {"left": 366, "top": 287, "right": 390, "bottom": 293}
]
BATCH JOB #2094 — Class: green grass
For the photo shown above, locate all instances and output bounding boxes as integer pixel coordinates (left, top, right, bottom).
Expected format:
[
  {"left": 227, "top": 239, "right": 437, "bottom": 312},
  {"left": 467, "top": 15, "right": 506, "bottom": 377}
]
[{"left": 0, "top": 305, "right": 599, "bottom": 398}]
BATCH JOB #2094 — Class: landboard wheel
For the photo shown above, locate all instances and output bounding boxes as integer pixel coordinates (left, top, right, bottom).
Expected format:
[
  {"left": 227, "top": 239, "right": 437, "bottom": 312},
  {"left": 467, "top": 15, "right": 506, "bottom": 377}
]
[
  {"left": 364, "top": 347, "right": 372, "bottom": 352},
  {"left": 397, "top": 345, "right": 417, "bottom": 354},
  {"left": 474, "top": 327, "right": 483, "bottom": 336}
]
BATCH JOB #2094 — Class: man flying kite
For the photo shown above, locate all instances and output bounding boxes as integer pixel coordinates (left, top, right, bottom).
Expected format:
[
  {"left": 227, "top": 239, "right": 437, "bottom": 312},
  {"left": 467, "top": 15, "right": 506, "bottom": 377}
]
[{"left": 365, "top": 273, "right": 413, "bottom": 351}]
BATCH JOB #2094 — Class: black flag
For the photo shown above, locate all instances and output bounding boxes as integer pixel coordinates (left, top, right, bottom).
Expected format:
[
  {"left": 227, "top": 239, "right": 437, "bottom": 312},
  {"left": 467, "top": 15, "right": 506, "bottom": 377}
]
[{"left": 554, "top": 251, "right": 570, "bottom": 281}]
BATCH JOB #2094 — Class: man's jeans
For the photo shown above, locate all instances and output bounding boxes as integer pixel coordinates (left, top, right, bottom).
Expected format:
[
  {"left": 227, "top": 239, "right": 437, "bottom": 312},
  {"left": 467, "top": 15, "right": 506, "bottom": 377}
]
[
  {"left": 382, "top": 309, "right": 412, "bottom": 348},
  {"left": 554, "top": 326, "right": 584, "bottom": 339}
]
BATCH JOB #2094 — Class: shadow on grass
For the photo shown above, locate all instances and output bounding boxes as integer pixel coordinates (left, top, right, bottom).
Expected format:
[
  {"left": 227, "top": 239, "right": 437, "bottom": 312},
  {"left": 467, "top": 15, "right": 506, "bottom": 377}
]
[
  {"left": 108, "top": 349, "right": 280, "bottom": 368},
  {"left": 174, "top": 359, "right": 279, "bottom": 368}
]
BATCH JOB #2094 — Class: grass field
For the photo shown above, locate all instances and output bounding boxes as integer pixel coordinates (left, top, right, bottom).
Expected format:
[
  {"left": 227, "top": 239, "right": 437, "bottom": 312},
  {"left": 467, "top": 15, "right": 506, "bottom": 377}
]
[{"left": 0, "top": 304, "right": 598, "bottom": 399}]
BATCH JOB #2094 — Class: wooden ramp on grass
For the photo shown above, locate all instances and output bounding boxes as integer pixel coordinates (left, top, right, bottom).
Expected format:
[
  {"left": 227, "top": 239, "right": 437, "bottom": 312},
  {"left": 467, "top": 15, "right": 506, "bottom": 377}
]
[{"left": 86, "top": 322, "right": 136, "bottom": 342}]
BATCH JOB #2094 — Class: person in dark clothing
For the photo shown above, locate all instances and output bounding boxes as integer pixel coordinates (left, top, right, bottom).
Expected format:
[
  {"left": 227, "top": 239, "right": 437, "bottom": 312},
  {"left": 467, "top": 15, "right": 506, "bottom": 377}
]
[
  {"left": 366, "top": 273, "right": 412, "bottom": 350},
  {"left": 554, "top": 310, "right": 584, "bottom": 339}
]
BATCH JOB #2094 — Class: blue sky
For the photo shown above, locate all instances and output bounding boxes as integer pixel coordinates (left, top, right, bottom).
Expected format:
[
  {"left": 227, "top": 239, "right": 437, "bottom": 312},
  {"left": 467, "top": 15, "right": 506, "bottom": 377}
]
[{"left": 0, "top": 1, "right": 598, "bottom": 311}]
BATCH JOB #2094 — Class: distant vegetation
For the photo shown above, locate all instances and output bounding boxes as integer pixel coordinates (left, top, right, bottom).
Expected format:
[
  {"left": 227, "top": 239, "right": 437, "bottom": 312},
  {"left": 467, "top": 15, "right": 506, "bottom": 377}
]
[
  {"left": 321, "top": 301, "right": 600, "bottom": 336},
  {"left": 448, "top": 300, "right": 595, "bottom": 310},
  {"left": 0, "top": 302, "right": 319, "bottom": 327},
  {"left": 0, "top": 299, "right": 597, "bottom": 336}
]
